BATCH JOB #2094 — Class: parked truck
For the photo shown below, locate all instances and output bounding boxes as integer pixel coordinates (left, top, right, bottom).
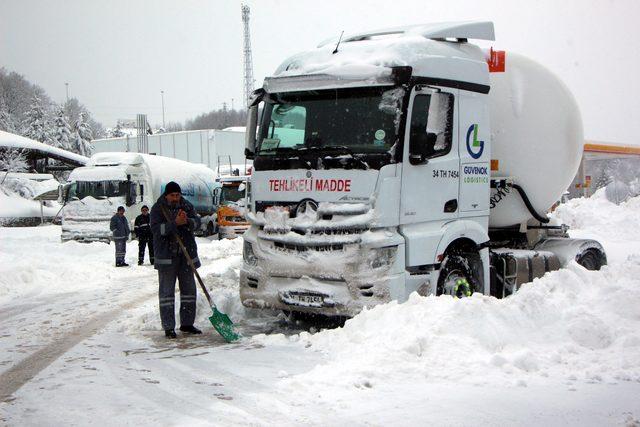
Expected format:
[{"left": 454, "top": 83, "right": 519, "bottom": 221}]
[
  {"left": 213, "top": 174, "right": 251, "bottom": 239},
  {"left": 61, "top": 152, "right": 218, "bottom": 242},
  {"left": 239, "top": 21, "right": 607, "bottom": 317}
]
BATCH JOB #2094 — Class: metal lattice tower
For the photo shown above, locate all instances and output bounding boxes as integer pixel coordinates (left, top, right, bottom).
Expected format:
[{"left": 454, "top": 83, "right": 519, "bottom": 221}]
[{"left": 241, "top": 4, "right": 255, "bottom": 109}]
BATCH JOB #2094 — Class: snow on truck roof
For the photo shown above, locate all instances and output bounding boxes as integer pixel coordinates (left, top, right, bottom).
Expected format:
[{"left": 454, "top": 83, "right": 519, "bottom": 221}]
[
  {"left": 266, "top": 21, "right": 494, "bottom": 92},
  {"left": 0, "top": 130, "right": 88, "bottom": 166},
  {"left": 70, "top": 152, "right": 217, "bottom": 183}
]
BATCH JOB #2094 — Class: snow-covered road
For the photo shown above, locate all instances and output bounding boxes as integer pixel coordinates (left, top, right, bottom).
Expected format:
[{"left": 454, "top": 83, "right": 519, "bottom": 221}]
[{"left": 1, "top": 192, "right": 640, "bottom": 425}]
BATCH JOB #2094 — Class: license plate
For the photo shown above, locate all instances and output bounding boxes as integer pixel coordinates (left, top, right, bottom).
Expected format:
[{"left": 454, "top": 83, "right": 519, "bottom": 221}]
[
  {"left": 281, "top": 291, "right": 326, "bottom": 307},
  {"left": 290, "top": 294, "right": 324, "bottom": 304}
]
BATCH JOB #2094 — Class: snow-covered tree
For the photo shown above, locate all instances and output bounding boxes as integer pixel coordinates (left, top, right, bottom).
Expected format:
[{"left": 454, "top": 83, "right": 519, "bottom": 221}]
[
  {"left": 111, "top": 121, "right": 124, "bottom": 138},
  {"left": 72, "top": 112, "right": 93, "bottom": 156},
  {"left": 64, "top": 98, "right": 105, "bottom": 139},
  {"left": 0, "top": 98, "right": 17, "bottom": 133},
  {"left": 0, "top": 148, "right": 29, "bottom": 185},
  {"left": 53, "top": 107, "right": 72, "bottom": 150},
  {"left": 22, "top": 95, "right": 53, "bottom": 145}
]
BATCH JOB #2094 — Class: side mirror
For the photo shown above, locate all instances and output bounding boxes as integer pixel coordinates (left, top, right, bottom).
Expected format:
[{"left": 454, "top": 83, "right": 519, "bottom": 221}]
[
  {"left": 245, "top": 88, "right": 265, "bottom": 159},
  {"left": 126, "top": 181, "right": 137, "bottom": 206},
  {"left": 213, "top": 187, "right": 221, "bottom": 206},
  {"left": 245, "top": 106, "right": 258, "bottom": 159},
  {"left": 409, "top": 132, "right": 437, "bottom": 165}
]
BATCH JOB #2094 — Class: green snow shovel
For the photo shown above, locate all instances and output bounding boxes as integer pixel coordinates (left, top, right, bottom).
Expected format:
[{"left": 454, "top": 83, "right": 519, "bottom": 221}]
[{"left": 161, "top": 206, "right": 240, "bottom": 342}]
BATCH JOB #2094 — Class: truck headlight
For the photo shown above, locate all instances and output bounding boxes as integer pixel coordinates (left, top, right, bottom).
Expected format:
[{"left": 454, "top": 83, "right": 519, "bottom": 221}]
[
  {"left": 243, "top": 241, "right": 258, "bottom": 266},
  {"left": 369, "top": 246, "right": 397, "bottom": 269}
]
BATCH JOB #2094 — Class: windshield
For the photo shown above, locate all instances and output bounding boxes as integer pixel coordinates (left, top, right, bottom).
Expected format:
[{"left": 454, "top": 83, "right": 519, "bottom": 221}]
[
  {"left": 220, "top": 185, "right": 244, "bottom": 204},
  {"left": 254, "top": 86, "right": 405, "bottom": 171},
  {"left": 69, "top": 180, "right": 127, "bottom": 200}
]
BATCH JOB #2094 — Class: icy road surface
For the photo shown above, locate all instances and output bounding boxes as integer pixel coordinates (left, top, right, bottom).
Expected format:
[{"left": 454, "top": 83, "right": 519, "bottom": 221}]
[{"left": 1, "top": 191, "right": 640, "bottom": 425}]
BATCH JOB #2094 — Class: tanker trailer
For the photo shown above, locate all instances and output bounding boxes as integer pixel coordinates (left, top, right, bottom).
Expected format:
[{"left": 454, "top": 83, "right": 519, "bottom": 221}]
[{"left": 239, "top": 21, "right": 606, "bottom": 318}]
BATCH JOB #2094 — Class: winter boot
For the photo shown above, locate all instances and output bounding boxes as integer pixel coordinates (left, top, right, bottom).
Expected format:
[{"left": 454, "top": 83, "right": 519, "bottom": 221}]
[
  {"left": 138, "top": 260, "right": 143, "bottom": 266},
  {"left": 165, "top": 329, "right": 177, "bottom": 339},
  {"left": 179, "top": 325, "right": 202, "bottom": 335},
  {"left": 121, "top": 262, "right": 130, "bottom": 267}
]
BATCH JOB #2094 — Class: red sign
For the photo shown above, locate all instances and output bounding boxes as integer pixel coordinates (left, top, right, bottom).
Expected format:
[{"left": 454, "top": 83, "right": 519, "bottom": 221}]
[
  {"left": 488, "top": 48, "right": 506, "bottom": 73},
  {"left": 268, "top": 178, "right": 352, "bottom": 192}
]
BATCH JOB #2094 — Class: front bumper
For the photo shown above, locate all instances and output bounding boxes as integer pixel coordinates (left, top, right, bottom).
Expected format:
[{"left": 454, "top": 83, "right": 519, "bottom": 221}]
[{"left": 239, "top": 227, "right": 406, "bottom": 317}]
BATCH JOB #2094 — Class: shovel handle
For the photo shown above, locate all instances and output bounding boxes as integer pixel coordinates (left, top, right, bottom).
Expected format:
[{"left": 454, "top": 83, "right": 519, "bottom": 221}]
[{"left": 160, "top": 205, "right": 215, "bottom": 308}]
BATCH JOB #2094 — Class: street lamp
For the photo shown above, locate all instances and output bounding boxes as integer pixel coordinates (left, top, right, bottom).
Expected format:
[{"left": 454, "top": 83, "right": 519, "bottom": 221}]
[
  {"left": 65, "top": 82, "right": 69, "bottom": 102},
  {"left": 160, "top": 90, "right": 166, "bottom": 128}
]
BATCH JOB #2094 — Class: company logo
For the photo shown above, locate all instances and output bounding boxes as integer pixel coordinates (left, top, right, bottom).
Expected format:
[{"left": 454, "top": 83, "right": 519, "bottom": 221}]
[
  {"left": 295, "top": 199, "right": 318, "bottom": 219},
  {"left": 466, "top": 124, "right": 485, "bottom": 159}
]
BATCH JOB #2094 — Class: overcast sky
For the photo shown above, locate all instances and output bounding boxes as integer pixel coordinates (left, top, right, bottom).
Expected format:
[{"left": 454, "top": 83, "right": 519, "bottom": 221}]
[{"left": 1, "top": 0, "right": 639, "bottom": 143}]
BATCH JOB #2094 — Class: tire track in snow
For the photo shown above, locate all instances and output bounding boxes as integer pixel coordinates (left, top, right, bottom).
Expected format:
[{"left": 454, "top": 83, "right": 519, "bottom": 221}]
[{"left": 0, "top": 290, "right": 156, "bottom": 403}]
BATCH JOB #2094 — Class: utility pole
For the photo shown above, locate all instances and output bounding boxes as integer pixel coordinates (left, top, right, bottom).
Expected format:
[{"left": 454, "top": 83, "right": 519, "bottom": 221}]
[
  {"left": 65, "top": 82, "right": 69, "bottom": 102},
  {"left": 231, "top": 98, "right": 235, "bottom": 111},
  {"left": 241, "top": 4, "right": 255, "bottom": 109},
  {"left": 160, "top": 90, "right": 166, "bottom": 128}
]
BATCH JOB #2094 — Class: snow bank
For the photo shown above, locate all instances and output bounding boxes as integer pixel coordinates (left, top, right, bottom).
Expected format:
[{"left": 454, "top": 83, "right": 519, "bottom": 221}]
[
  {"left": 257, "top": 260, "right": 640, "bottom": 391},
  {"left": 0, "top": 190, "right": 59, "bottom": 223},
  {"left": 552, "top": 189, "right": 640, "bottom": 241}
]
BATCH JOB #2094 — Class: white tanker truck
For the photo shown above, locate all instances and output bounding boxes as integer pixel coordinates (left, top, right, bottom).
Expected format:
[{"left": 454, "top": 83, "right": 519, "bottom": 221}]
[
  {"left": 239, "top": 21, "right": 607, "bottom": 317},
  {"left": 61, "top": 153, "right": 218, "bottom": 242}
]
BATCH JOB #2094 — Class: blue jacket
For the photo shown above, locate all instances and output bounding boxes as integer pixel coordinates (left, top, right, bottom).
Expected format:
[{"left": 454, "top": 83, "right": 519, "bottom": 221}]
[
  {"left": 150, "top": 195, "right": 201, "bottom": 271},
  {"left": 110, "top": 214, "right": 130, "bottom": 240}
]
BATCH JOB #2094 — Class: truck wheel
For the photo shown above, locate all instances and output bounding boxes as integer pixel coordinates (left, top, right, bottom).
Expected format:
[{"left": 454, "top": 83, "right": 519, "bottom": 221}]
[
  {"left": 206, "top": 222, "right": 214, "bottom": 237},
  {"left": 437, "top": 253, "right": 482, "bottom": 297},
  {"left": 576, "top": 249, "right": 605, "bottom": 271}
]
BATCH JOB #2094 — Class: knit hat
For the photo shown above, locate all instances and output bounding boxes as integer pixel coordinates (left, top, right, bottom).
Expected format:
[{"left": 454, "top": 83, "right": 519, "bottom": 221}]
[
  {"left": 163, "top": 181, "right": 181, "bottom": 195},
  {"left": 141, "top": 205, "right": 149, "bottom": 210},
  {"left": 117, "top": 206, "right": 125, "bottom": 212}
]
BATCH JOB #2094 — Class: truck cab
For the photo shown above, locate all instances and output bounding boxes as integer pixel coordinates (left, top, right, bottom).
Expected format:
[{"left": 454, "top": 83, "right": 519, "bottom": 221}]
[{"left": 214, "top": 175, "right": 250, "bottom": 239}]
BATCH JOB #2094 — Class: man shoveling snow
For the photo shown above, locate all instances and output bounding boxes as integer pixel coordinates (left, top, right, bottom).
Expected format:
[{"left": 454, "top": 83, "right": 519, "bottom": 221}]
[{"left": 150, "top": 181, "right": 202, "bottom": 339}]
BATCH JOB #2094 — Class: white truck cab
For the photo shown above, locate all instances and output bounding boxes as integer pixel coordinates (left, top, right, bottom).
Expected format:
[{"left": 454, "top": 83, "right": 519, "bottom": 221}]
[{"left": 239, "top": 22, "right": 605, "bottom": 317}]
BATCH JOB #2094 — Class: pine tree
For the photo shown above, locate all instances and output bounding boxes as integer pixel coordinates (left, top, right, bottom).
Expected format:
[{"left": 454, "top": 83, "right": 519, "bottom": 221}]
[
  {"left": 72, "top": 112, "right": 93, "bottom": 157},
  {"left": 22, "top": 95, "right": 53, "bottom": 144},
  {"left": 112, "top": 121, "right": 124, "bottom": 137},
  {"left": 53, "top": 107, "right": 72, "bottom": 150}
]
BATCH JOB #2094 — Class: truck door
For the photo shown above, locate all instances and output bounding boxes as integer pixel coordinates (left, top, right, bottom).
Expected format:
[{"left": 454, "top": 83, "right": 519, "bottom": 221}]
[{"left": 400, "top": 87, "right": 459, "bottom": 225}]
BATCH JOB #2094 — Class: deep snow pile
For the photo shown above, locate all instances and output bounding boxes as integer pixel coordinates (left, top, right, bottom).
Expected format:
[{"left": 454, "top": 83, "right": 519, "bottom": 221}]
[
  {"left": 0, "top": 190, "right": 59, "bottom": 221},
  {"left": 552, "top": 188, "right": 640, "bottom": 241},
  {"left": 254, "top": 193, "right": 640, "bottom": 392},
  {"left": 259, "top": 261, "right": 640, "bottom": 391}
]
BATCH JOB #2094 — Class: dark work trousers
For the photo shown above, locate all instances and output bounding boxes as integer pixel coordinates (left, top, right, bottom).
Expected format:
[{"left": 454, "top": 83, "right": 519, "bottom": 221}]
[
  {"left": 114, "top": 238, "right": 126, "bottom": 264},
  {"left": 138, "top": 237, "right": 154, "bottom": 264},
  {"left": 158, "top": 257, "right": 197, "bottom": 330}
]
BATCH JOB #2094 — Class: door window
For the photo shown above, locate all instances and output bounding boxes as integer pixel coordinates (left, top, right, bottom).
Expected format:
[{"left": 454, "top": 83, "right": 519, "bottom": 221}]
[{"left": 409, "top": 92, "right": 454, "bottom": 164}]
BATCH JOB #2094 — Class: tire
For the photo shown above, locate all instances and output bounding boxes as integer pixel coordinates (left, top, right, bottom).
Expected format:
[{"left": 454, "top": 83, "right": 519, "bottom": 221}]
[
  {"left": 206, "top": 221, "right": 214, "bottom": 237},
  {"left": 437, "top": 253, "right": 483, "bottom": 297},
  {"left": 576, "top": 249, "right": 605, "bottom": 271}
]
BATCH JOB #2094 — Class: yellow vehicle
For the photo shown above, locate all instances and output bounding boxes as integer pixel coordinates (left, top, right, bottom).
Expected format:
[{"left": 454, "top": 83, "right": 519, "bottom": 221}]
[{"left": 214, "top": 176, "right": 250, "bottom": 239}]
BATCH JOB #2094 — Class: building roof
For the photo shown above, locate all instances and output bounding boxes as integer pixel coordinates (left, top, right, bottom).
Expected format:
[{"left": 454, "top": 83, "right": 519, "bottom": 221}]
[{"left": 0, "top": 131, "right": 88, "bottom": 167}]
